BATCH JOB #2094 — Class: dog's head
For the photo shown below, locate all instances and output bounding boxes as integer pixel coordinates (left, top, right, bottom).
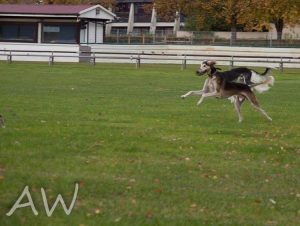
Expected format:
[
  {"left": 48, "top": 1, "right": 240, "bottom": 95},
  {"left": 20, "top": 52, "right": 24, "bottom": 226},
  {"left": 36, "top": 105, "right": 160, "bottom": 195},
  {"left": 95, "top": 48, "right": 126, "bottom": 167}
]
[{"left": 196, "top": 60, "right": 216, "bottom": 76}]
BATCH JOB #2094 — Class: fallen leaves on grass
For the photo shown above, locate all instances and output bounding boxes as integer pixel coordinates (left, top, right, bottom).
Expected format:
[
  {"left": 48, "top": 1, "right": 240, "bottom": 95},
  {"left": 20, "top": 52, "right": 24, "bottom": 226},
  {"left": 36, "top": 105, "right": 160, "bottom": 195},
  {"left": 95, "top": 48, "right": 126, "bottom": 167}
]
[
  {"left": 153, "top": 178, "right": 160, "bottom": 184},
  {"left": 154, "top": 188, "right": 163, "bottom": 194},
  {"left": 212, "top": 175, "right": 218, "bottom": 180},
  {"left": 190, "top": 203, "right": 197, "bottom": 208},
  {"left": 79, "top": 180, "right": 85, "bottom": 188},
  {"left": 114, "top": 217, "right": 122, "bottom": 222},
  {"left": 254, "top": 199, "right": 262, "bottom": 204},
  {"left": 129, "top": 178, "right": 136, "bottom": 183},
  {"left": 145, "top": 210, "right": 154, "bottom": 218},
  {"left": 94, "top": 208, "right": 102, "bottom": 215}
]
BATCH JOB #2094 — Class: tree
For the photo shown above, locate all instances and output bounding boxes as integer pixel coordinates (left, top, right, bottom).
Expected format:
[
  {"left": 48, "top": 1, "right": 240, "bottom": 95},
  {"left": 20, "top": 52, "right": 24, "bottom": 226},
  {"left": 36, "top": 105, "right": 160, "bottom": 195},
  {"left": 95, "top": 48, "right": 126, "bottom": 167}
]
[
  {"left": 183, "top": 1, "right": 216, "bottom": 31},
  {"left": 144, "top": 0, "right": 188, "bottom": 22},
  {"left": 144, "top": 0, "right": 259, "bottom": 42},
  {"left": 186, "top": 0, "right": 255, "bottom": 44},
  {"left": 255, "top": 0, "right": 300, "bottom": 41}
]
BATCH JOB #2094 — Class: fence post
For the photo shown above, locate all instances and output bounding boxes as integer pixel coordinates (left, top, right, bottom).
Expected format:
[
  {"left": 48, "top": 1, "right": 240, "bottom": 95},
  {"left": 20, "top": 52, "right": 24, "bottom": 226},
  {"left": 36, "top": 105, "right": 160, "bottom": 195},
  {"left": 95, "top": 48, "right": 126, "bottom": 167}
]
[
  {"left": 142, "top": 34, "right": 145, "bottom": 44},
  {"left": 117, "top": 30, "right": 119, "bottom": 44},
  {"left": 48, "top": 52, "right": 54, "bottom": 66},
  {"left": 7, "top": 51, "right": 12, "bottom": 64},
  {"left": 181, "top": 55, "right": 187, "bottom": 70},
  {"left": 91, "top": 52, "right": 96, "bottom": 66},
  {"left": 128, "top": 35, "right": 131, "bottom": 44},
  {"left": 136, "top": 55, "right": 141, "bottom": 69},
  {"left": 269, "top": 33, "right": 272, "bottom": 48},
  {"left": 279, "top": 57, "right": 283, "bottom": 72},
  {"left": 229, "top": 56, "right": 234, "bottom": 69}
]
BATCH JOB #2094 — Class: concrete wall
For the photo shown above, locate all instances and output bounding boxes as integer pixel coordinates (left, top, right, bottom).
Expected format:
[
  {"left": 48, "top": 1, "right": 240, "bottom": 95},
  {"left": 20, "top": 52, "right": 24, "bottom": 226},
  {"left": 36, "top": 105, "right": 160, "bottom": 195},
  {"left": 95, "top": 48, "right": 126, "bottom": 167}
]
[
  {"left": 0, "top": 43, "right": 79, "bottom": 62},
  {"left": 177, "top": 24, "right": 300, "bottom": 40},
  {"left": 214, "top": 32, "right": 270, "bottom": 40},
  {"left": 90, "top": 44, "right": 300, "bottom": 68}
]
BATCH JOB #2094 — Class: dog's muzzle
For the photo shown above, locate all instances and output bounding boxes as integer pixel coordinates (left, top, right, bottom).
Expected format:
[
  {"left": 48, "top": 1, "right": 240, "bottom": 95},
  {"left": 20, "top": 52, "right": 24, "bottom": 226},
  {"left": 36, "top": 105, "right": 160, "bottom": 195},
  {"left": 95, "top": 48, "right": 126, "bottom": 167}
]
[{"left": 196, "top": 70, "right": 206, "bottom": 76}]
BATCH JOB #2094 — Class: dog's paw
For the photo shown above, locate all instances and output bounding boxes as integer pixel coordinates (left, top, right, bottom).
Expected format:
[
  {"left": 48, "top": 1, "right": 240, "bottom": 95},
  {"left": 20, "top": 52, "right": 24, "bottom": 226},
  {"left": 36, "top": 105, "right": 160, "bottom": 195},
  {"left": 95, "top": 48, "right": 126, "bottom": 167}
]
[{"left": 181, "top": 95, "right": 186, "bottom": 99}]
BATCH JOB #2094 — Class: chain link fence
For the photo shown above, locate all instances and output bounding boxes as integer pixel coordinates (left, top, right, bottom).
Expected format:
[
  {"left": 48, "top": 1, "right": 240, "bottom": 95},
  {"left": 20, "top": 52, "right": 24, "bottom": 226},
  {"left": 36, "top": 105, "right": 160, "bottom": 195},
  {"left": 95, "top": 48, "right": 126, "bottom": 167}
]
[{"left": 105, "top": 31, "right": 300, "bottom": 48}]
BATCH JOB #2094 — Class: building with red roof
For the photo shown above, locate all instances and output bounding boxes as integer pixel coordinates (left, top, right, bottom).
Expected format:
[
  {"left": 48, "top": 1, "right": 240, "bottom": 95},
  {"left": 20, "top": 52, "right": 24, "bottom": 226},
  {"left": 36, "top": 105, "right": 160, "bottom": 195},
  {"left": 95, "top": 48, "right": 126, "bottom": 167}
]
[{"left": 0, "top": 4, "right": 115, "bottom": 44}]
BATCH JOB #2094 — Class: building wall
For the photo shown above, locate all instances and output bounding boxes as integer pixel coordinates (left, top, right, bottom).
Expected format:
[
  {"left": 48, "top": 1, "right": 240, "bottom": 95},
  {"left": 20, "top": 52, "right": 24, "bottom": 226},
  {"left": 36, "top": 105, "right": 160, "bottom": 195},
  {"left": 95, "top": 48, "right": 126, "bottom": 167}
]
[
  {"left": 111, "top": 0, "right": 179, "bottom": 35},
  {"left": 80, "top": 22, "right": 104, "bottom": 44}
]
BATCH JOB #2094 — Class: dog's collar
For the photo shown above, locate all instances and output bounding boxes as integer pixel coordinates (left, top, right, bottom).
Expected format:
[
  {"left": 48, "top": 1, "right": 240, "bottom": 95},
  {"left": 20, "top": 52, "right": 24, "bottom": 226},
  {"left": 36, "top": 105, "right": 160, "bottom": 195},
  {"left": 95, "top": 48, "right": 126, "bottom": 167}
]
[{"left": 208, "top": 67, "right": 218, "bottom": 77}]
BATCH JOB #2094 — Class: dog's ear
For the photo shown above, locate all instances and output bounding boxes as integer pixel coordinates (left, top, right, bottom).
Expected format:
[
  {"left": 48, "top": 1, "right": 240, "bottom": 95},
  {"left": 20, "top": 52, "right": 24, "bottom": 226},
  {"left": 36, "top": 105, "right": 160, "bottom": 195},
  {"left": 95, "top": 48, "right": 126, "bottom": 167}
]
[{"left": 207, "top": 60, "right": 216, "bottom": 66}]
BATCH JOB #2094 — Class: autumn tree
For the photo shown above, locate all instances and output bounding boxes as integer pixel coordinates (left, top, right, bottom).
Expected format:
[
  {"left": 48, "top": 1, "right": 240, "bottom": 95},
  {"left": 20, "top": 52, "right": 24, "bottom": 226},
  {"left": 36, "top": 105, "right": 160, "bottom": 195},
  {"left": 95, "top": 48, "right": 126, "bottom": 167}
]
[
  {"left": 183, "top": 1, "right": 216, "bottom": 31},
  {"left": 187, "top": 0, "right": 256, "bottom": 44},
  {"left": 144, "top": 0, "right": 257, "bottom": 42},
  {"left": 144, "top": 0, "right": 188, "bottom": 22},
  {"left": 254, "top": 0, "right": 300, "bottom": 41}
]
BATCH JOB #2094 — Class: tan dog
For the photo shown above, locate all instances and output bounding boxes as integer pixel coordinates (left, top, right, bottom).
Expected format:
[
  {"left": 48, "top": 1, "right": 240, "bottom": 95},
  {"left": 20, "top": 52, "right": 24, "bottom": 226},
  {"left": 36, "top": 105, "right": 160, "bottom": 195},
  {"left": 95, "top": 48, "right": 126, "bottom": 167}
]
[{"left": 195, "top": 61, "right": 273, "bottom": 122}]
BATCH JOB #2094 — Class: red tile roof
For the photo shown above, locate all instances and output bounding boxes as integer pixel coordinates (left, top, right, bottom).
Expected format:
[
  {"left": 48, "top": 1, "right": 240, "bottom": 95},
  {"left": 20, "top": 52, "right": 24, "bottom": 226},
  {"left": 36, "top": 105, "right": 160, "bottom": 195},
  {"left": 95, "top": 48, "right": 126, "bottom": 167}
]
[{"left": 0, "top": 4, "right": 93, "bottom": 15}]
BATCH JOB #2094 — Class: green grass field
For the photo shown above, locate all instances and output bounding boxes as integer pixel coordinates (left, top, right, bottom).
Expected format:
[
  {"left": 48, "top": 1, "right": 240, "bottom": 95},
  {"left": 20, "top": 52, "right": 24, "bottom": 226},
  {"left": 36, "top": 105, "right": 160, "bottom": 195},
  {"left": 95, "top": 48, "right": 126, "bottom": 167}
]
[{"left": 0, "top": 62, "right": 299, "bottom": 226}]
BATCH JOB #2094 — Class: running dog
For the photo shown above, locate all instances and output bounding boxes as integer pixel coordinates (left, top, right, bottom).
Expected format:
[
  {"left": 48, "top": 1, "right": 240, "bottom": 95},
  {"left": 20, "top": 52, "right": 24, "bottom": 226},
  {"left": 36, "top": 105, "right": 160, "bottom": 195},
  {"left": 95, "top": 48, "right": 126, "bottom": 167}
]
[
  {"left": 181, "top": 60, "right": 274, "bottom": 122},
  {"left": 181, "top": 60, "right": 274, "bottom": 99}
]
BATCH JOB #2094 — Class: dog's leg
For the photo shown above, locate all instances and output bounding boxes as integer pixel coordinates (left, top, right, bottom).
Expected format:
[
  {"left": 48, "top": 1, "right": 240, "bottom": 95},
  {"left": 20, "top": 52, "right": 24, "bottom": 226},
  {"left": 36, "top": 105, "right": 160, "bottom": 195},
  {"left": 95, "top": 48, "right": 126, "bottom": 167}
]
[
  {"left": 242, "top": 92, "right": 272, "bottom": 121},
  {"left": 182, "top": 78, "right": 210, "bottom": 99},
  {"left": 181, "top": 90, "right": 204, "bottom": 99},
  {"left": 234, "top": 96, "right": 245, "bottom": 122},
  {"left": 197, "top": 92, "right": 218, "bottom": 106},
  {"left": 252, "top": 105, "right": 272, "bottom": 121}
]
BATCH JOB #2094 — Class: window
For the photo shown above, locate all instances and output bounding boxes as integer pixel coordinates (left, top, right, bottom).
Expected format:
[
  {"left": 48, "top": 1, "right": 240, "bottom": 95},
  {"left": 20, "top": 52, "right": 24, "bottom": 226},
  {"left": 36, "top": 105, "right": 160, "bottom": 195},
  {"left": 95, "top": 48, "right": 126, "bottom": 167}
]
[
  {"left": 115, "top": 3, "right": 130, "bottom": 22},
  {"left": 42, "top": 23, "right": 78, "bottom": 44},
  {"left": 134, "top": 3, "right": 151, "bottom": 22},
  {"left": 111, "top": 27, "right": 127, "bottom": 35},
  {"left": 132, "top": 27, "right": 149, "bottom": 35},
  {"left": 0, "top": 22, "right": 37, "bottom": 42}
]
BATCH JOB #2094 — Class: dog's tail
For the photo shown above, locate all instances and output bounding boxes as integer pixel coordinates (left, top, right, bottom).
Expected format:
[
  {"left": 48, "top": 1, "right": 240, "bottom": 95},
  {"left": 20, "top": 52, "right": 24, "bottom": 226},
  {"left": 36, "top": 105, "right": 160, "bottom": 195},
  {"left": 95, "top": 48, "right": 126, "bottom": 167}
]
[
  {"left": 261, "top": 67, "right": 274, "bottom": 75},
  {"left": 251, "top": 68, "right": 275, "bottom": 93}
]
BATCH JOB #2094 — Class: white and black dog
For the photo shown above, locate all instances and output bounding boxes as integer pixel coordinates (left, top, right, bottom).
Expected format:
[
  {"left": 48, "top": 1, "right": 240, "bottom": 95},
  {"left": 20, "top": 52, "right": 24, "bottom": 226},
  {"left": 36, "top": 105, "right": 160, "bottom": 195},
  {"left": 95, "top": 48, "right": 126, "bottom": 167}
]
[{"left": 181, "top": 60, "right": 275, "bottom": 122}]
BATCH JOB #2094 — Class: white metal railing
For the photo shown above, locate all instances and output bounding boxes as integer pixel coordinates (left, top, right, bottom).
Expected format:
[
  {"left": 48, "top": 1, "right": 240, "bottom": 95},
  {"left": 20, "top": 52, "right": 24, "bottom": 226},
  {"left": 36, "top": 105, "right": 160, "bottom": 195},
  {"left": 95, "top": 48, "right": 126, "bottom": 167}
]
[{"left": 0, "top": 49, "right": 300, "bottom": 71}]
